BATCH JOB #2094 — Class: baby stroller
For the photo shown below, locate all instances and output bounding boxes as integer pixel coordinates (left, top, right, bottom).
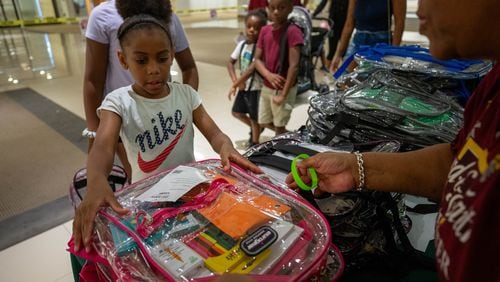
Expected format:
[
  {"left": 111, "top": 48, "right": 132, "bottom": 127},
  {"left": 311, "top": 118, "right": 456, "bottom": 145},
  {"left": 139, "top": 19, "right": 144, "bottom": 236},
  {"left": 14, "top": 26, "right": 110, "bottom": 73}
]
[
  {"left": 69, "top": 165, "right": 128, "bottom": 208},
  {"left": 311, "top": 17, "right": 334, "bottom": 71},
  {"left": 288, "top": 6, "right": 330, "bottom": 95}
]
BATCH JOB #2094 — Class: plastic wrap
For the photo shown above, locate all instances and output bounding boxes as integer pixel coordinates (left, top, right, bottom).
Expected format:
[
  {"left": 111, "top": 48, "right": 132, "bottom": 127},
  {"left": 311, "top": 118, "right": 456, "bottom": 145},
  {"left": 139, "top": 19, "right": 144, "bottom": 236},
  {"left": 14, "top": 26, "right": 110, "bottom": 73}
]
[
  {"left": 72, "top": 160, "right": 343, "bottom": 281},
  {"left": 353, "top": 43, "right": 493, "bottom": 79},
  {"left": 306, "top": 69, "right": 464, "bottom": 149}
]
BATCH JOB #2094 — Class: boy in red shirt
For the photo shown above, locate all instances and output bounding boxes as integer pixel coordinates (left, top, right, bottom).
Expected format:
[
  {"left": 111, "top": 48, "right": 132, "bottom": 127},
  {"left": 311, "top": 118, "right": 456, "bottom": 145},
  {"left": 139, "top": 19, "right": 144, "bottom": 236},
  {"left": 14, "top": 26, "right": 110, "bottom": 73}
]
[
  {"left": 253, "top": 0, "right": 304, "bottom": 135},
  {"left": 249, "top": 0, "right": 307, "bottom": 11}
]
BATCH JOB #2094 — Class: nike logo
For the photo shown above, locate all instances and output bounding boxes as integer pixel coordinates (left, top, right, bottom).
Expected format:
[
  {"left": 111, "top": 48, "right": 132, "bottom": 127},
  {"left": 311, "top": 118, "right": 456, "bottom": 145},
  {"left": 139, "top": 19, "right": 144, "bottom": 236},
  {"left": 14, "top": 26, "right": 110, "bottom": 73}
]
[{"left": 137, "top": 126, "right": 186, "bottom": 173}]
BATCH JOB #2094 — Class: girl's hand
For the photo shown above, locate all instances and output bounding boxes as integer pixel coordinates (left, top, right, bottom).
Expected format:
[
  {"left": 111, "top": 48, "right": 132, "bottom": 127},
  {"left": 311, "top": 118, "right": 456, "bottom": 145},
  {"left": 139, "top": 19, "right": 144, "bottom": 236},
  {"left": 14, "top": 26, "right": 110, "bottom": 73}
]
[
  {"left": 285, "top": 152, "right": 357, "bottom": 194},
  {"left": 72, "top": 179, "right": 128, "bottom": 253},
  {"left": 266, "top": 73, "right": 286, "bottom": 89},
  {"left": 219, "top": 143, "right": 262, "bottom": 174}
]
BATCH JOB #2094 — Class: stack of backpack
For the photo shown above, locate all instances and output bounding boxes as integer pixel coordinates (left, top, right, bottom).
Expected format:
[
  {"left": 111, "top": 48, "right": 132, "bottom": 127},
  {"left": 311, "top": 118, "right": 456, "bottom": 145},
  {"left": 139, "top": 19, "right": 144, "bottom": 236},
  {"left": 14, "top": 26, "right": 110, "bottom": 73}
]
[
  {"left": 306, "top": 69, "right": 464, "bottom": 151},
  {"left": 306, "top": 44, "right": 493, "bottom": 151}
]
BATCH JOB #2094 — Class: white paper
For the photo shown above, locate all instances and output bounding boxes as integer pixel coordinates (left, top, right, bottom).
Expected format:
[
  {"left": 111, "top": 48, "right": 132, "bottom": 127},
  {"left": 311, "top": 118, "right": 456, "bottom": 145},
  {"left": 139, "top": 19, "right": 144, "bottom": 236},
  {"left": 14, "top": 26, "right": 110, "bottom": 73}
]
[{"left": 136, "top": 166, "right": 209, "bottom": 202}]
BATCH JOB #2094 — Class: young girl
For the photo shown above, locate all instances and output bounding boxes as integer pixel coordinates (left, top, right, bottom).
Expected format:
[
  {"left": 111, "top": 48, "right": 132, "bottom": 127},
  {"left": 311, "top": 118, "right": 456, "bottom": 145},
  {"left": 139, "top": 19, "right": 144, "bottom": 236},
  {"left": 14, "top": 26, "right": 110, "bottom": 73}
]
[
  {"left": 73, "top": 14, "right": 261, "bottom": 253},
  {"left": 227, "top": 9, "right": 268, "bottom": 147}
]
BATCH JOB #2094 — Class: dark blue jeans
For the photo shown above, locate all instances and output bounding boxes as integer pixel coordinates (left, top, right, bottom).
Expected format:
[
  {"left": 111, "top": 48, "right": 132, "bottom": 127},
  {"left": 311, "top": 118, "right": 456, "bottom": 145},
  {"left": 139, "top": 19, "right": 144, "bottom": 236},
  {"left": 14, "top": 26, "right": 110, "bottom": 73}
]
[{"left": 345, "top": 30, "right": 391, "bottom": 59}]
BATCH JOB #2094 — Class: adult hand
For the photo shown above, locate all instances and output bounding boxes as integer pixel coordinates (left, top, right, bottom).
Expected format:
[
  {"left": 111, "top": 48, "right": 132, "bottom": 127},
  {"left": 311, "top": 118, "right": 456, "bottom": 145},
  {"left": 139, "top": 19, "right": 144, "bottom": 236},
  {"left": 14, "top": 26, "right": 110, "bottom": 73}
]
[
  {"left": 266, "top": 73, "right": 286, "bottom": 90},
  {"left": 219, "top": 143, "right": 263, "bottom": 174},
  {"left": 329, "top": 55, "right": 342, "bottom": 73},
  {"left": 72, "top": 178, "right": 129, "bottom": 253},
  {"left": 285, "top": 152, "right": 357, "bottom": 194}
]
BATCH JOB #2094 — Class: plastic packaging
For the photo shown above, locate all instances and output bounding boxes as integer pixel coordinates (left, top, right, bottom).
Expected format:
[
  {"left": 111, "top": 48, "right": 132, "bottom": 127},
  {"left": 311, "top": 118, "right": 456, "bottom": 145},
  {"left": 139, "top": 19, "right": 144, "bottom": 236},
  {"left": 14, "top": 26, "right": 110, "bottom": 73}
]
[{"left": 307, "top": 69, "right": 464, "bottom": 150}]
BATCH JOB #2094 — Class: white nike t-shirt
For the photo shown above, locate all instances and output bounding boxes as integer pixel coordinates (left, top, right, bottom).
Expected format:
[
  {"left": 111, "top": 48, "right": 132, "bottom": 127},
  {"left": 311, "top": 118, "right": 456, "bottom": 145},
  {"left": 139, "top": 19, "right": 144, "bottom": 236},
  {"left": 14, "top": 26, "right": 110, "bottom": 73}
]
[{"left": 98, "top": 82, "right": 202, "bottom": 182}]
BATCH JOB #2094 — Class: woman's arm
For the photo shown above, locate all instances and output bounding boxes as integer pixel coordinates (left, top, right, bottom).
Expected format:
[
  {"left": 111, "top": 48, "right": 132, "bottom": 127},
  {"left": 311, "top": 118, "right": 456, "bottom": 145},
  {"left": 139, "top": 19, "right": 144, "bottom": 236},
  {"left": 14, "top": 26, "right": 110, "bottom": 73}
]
[
  {"left": 391, "top": 0, "right": 406, "bottom": 46},
  {"left": 330, "top": 0, "right": 356, "bottom": 71},
  {"left": 192, "top": 104, "right": 262, "bottom": 173},
  {"left": 287, "top": 143, "right": 453, "bottom": 201},
  {"left": 362, "top": 143, "right": 452, "bottom": 200},
  {"left": 175, "top": 47, "right": 199, "bottom": 90},
  {"left": 83, "top": 38, "right": 109, "bottom": 151}
]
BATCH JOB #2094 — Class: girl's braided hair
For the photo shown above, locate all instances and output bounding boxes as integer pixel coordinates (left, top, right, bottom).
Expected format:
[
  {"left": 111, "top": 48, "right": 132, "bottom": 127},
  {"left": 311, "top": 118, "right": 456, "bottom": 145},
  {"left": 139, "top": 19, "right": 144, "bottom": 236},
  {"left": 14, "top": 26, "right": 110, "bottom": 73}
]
[{"left": 117, "top": 14, "right": 172, "bottom": 48}]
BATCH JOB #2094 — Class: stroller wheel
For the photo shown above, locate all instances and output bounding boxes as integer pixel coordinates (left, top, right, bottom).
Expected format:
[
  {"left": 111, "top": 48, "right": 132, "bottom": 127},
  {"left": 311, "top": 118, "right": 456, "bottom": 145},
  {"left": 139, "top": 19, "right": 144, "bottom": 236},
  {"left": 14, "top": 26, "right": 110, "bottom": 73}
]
[{"left": 317, "top": 83, "right": 330, "bottom": 95}]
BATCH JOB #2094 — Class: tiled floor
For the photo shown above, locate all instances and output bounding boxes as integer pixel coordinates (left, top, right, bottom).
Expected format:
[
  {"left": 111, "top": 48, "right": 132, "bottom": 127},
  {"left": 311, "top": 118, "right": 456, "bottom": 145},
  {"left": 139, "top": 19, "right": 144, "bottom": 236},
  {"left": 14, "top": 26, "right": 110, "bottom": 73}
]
[
  {"left": 0, "top": 7, "right": 428, "bottom": 281},
  {"left": 0, "top": 14, "right": 313, "bottom": 282}
]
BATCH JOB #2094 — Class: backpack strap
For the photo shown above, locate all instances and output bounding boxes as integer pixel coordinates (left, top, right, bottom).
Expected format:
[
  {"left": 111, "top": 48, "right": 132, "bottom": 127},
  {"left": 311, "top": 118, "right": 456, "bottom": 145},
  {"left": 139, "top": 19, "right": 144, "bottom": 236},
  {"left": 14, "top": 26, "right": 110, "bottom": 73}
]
[
  {"left": 372, "top": 192, "right": 436, "bottom": 272},
  {"left": 275, "top": 22, "right": 292, "bottom": 95},
  {"left": 277, "top": 21, "right": 292, "bottom": 76},
  {"left": 246, "top": 43, "right": 258, "bottom": 92},
  {"left": 73, "top": 172, "right": 128, "bottom": 200},
  {"left": 238, "top": 41, "right": 247, "bottom": 72},
  {"left": 239, "top": 41, "right": 258, "bottom": 92}
]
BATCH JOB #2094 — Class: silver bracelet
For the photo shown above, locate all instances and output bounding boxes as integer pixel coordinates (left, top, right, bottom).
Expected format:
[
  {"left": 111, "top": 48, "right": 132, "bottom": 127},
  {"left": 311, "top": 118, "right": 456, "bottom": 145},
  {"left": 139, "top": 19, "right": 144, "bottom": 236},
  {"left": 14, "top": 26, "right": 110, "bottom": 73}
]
[
  {"left": 353, "top": 151, "right": 365, "bottom": 191},
  {"left": 82, "top": 128, "right": 96, "bottom": 139}
]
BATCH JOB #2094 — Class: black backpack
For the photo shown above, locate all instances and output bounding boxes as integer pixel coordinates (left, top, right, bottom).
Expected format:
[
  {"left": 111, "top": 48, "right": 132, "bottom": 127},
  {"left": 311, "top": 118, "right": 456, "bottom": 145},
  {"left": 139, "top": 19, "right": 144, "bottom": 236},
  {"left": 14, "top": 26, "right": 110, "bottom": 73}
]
[{"left": 244, "top": 137, "right": 437, "bottom": 277}]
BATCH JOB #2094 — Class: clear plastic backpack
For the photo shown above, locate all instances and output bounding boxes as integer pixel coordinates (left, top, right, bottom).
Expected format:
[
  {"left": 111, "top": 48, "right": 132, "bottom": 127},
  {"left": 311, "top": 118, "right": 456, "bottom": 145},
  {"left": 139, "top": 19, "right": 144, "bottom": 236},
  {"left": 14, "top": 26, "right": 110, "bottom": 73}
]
[{"left": 68, "top": 160, "right": 344, "bottom": 281}]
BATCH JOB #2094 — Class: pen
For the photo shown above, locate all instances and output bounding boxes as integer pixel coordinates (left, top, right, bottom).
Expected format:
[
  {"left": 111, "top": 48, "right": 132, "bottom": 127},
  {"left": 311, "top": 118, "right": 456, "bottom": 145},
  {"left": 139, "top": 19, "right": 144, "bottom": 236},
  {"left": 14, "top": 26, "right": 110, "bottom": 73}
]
[{"left": 162, "top": 244, "right": 184, "bottom": 262}]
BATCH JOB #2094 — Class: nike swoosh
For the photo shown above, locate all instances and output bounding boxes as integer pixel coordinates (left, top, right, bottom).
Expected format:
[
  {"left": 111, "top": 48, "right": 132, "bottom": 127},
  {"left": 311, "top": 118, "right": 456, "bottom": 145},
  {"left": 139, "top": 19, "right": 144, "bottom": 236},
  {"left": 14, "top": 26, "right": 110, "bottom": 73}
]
[{"left": 137, "top": 126, "right": 186, "bottom": 173}]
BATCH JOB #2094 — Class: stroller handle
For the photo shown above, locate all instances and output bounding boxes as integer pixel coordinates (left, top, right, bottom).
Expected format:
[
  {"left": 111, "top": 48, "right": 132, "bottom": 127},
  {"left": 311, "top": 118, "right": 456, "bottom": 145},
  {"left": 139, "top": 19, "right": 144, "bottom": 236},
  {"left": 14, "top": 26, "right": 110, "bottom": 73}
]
[{"left": 312, "top": 17, "right": 334, "bottom": 27}]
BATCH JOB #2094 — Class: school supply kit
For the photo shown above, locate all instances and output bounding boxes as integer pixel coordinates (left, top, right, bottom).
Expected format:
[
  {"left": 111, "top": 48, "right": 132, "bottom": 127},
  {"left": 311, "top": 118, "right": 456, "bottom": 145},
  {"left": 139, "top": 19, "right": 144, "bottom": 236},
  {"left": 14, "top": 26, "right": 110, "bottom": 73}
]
[{"left": 68, "top": 160, "right": 344, "bottom": 281}]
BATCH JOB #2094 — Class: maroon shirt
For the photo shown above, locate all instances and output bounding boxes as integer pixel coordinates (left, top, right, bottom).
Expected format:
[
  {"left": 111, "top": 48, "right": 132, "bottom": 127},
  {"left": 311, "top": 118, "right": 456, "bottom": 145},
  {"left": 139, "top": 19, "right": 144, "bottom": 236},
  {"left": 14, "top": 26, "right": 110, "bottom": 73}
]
[
  {"left": 437, "top": 63, "right": 500, "bottom": 281},
  {"left": 248, "top": 0, "right": 303, "bottom": 10},
  {"left": 257, "top": 24, "right": 304, "bottom": 89},
  {"left": 248, "top": 0, "right": 267, "bottom": 11}
]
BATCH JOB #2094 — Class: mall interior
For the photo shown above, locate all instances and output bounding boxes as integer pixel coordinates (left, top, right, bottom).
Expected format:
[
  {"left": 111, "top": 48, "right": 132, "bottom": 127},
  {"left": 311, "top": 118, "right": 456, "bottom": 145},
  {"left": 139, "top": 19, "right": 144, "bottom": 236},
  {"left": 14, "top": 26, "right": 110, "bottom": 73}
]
[{"left": 0, "top": 0, "right": 429, "bottom": 281}]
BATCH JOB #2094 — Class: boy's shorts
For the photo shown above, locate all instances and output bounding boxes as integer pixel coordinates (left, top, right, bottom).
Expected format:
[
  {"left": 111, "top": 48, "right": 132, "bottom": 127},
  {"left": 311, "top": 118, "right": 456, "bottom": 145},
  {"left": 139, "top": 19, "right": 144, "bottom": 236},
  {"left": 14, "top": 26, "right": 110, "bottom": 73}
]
[
  {"left": 232, "top": 89, "right": 260, "bottom": 121},
  {"left": 258, "top": 85, "right": 297, "bottom": 127}
]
